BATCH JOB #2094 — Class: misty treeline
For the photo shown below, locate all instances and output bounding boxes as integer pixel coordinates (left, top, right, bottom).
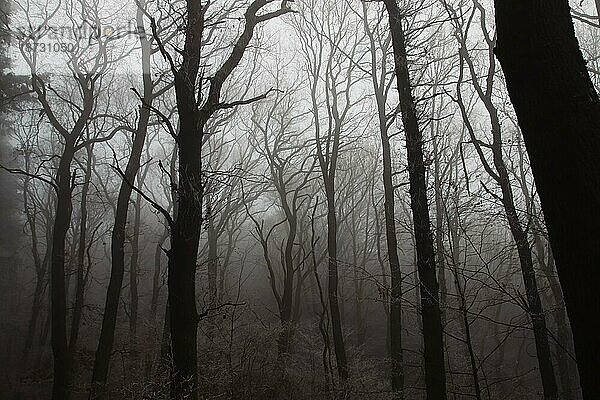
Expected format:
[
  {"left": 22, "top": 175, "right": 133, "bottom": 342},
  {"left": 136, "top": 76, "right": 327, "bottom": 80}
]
[{"left": 0, "top": 0, "right": 599, "bottom": 399}]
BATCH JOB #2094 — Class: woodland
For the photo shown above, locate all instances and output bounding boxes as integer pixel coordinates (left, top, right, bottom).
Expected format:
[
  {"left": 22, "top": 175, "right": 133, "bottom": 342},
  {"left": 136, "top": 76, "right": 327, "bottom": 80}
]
[{"left": 0, "top": 0, "right": 599, "bottom": 399}]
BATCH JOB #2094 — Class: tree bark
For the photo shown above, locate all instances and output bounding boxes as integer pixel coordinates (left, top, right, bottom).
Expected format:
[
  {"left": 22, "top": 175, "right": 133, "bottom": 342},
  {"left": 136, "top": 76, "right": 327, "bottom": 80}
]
[
  {"left": 494, "top": 2, "right": 599, "bottom": 398},
  {"left": 516, "top": 138, "right": 577, "bottom": 399}
]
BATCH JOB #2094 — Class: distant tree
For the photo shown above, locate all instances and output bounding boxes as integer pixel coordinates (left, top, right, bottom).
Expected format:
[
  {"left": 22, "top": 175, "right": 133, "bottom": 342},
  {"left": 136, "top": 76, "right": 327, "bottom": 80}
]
[
  {"left": 10, "top": 1, "right": 133, "bottom": 396},
  {"left": 294, "top": 0, "right": 366, "bottom": 381},
  {"left": 248, "top": 86, "right": 316, "bottom": 355}
]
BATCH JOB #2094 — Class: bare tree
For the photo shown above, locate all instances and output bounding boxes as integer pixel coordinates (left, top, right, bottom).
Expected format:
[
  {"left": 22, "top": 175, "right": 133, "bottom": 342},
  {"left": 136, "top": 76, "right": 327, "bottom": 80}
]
[
  {"left": 158, "top": 1, "right": 292, "bottom": 397},
  {"left": 383, "top": 1, "right": 447, "bottom": 398}
]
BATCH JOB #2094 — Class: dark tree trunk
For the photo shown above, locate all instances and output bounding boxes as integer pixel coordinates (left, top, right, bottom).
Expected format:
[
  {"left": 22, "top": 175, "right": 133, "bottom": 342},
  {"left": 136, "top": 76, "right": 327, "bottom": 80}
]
[
  {"left": 68, "top": 143, "right": 93, "bottom": 364},
  {"left": 207, "top": 204, "right": 218, "bottom": 307},
  {"left": 169, "top": 68, "right": 203, "bottom": 400},
  {"left": 384, "top": 1, "right": 447, "bottom": 398},
  {"left": 517, "top": 138, "right": 577, "bottom": 399},
  {"left": 169, "top": 2, "right": 289, "bottom": 397},
  {"left": 325, "top": 186, "right": 348, "bottom": 381},
  {"left": 431, "top": 93, "right": 448, "bottom": 320},
  {"left": 501, "top": 174, "right": 558, "bottom": 400},
  {"left": 166, "top": 176, "right": 201, "bottom": 400},
  {"left": 128, "top": 192, "right": 142, "bottom": 376},
  {"left": 166, "top": 3, "right": 205, "bottom": 396},
  {"left": 150, "top": 229, "right": 168, "bottom": 319},
  {"left": 280, "top": 215, "right": 296, "bottom": 355},
  {"left": 23, "top": 164, "right": 49, "bottom": 358},
  {"left": 129, "top": 193, "right": 142, "bottom": 340},
  {"left": 50, "top": 141, "right": 75, "bottom": 400},
  {"left": 494, "top": 2, "right": 599, "bottom": 398}
]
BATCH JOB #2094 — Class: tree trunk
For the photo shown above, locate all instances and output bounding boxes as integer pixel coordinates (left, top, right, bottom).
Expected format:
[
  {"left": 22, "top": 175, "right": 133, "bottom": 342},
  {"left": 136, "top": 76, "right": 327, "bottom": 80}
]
[
  {"left": 23, "top": 157, "right": 49, "bottom": 359},
  {"left": 167, "top": 86, "right": 203, "bottom": 399},
  {"left": 517, "top": 136, "right": 577, "bottom": 399},
  {"left": 501, "top": 177, "right": 558, "bottom": 400},
  {"left": 207, "top": 204, "right": 218, "bottom": 307},
  {"left": 68, "top": 143, "right": 93, "bottom": 364},
  {"left": 380, "top": 101, "right": 404, "bottom": 395},
  {"left": 24, "top": 272, "right": 45, "bottom": 356},
  {"left": 325, "top": 185, "right": 348, "bottom": 381},
  {"left": 494, "top": 2, "right": 598, "bottom": 397},
  {"left": 544, "top": 248, "right": 578, "bottom": 399},
  {"left": 130, "top": 194, "right": 142, "bottom": 337},
  {"left": 384, "top": 1, "right": 447, "bottom": 398},
  {"left": 51, "top": 140, "right": 75, "bottom": 400},
  {"left": 167, "top": 2, "right": 290, "bottom": 397},
  {"left": 450, "top": 254, "right": 482, "bottom": 400},
  {"left": 362, "top": 1, "right": 404, "bottom": 387},
  {"left": 151, "top": 229, "right": 168, "bottom": 319},
  {"left": 128, "top": 192, "right": 142, "bottom": 374}
]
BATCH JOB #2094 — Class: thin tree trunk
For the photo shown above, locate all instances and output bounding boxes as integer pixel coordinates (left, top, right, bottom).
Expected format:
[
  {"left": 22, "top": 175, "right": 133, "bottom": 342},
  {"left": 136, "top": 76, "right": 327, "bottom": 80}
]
[
  {"left": 451, "top": 262, "right": 482, "bottom": 400},
  {"left": 129, "top": 194, "right": 142, "bottom": 338},
  {"left": 150, "top": 229, "right": 168, "bottom": 319},
  {"left": 89, "top": 4, "right": 153, "bottom": 394},
  {"left": 23, "top": 172, "right": 49, "bottom": 359},
  {"left": 381, "top": 99, "right": 404, "bottom": 395},
  {"left": 503, "top": 182, "right": 558, "bottom": 400},
  {"left": 68, "top": 143, "right": 93, "bottom": 364},
  {"left": 25, "top": 273, "right": 46, "bottom": 356},
  {"left": 544, "top": 248, "right": 578, "bottom": 399},
  {"left": 432, "top": 92, "right": 448, "bottom": 319},
  {"left": 361, "top": 2, "right": 403, "bottom": 387},
  {"left": 128, "top": 191, "right": 142, "bottom": 376},
  {"left": 207, "top": 203, "right": 218, "bottom": 307}
]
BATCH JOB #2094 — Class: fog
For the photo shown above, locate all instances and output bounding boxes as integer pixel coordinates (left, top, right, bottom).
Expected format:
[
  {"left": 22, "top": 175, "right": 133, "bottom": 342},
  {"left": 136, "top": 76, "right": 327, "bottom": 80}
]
[{"left": 0, "top": 0, "right": 598, "bottom": 399}]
